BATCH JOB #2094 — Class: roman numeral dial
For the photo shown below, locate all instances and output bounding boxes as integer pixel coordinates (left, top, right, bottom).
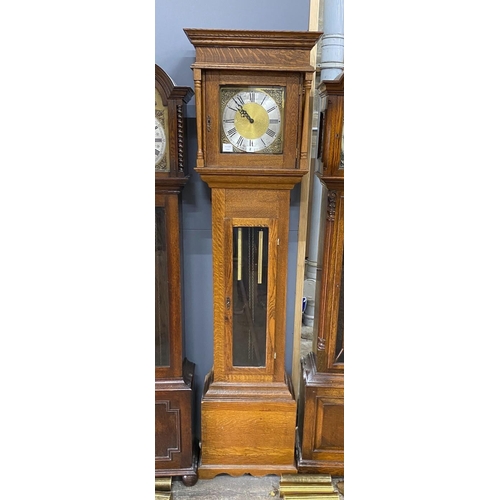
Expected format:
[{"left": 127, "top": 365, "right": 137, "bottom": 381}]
[
  {"left": 221, "top": 87, "right": 284, "bottom": 153},
  {"left": 155, "top": 117, "right": 167, "bottom": 165}
]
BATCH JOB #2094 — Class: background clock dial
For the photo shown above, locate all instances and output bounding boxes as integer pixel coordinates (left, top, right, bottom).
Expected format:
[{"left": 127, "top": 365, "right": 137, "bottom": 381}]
[
  {"left": 155, "top": 117, "right": 167, "bottom": 165},
  {"left": 221, "top": 87, "right": 284, "bottom": 153},
  {"left": 155, "top": 87, "right": 171, "bottom": 172}
]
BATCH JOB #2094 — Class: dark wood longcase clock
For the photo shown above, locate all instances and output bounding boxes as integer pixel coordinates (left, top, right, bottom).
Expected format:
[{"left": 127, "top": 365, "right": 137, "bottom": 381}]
[
  {"left": 296, "top": 74, "right": 344, "bottom": 476},
  {"left": 184, "top": 28, "right": 322, "bottom": 479},
  {"left": 155, "top": 64, "right": 198, "bottom": 486}
]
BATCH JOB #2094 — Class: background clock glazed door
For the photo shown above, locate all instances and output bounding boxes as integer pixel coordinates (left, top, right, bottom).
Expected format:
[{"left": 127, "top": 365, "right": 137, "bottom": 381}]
[
  {"left": 154, "top": 194, "right": 183, "bottom": 380},
  {"left": 155, "top": 204, "right": 170, "bottom": 369}
]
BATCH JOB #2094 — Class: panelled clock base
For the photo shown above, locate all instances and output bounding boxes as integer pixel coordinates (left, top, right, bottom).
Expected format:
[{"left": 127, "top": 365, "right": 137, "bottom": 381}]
[
  {"left": 295, "top": 353, "right": 344, "bottom": 476},
  {"left": 198, "top": 370, "right": 297, "bottom": 479},
  {"left": 155, "top": 360, "right": 199, "bottom": 486}
]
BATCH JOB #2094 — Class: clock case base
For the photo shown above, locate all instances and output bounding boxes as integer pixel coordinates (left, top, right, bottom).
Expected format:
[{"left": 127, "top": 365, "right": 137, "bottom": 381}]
[
  {"left": 155, "top": 359, "right": 199, "bottom": 486},
  {"left": 198, "top": 369, "right": 297, "bottom": 479},
  {"left": 296, "top": 352, "right": 344, "bottom": 476}
]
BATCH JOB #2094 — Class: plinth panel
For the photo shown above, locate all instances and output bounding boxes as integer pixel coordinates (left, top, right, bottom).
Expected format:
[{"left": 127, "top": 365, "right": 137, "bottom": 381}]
[
  {"left": 155, "top": 400, "right": 180, "bottom": 460},
  {"left": 155, "top": 363, "right": 198, "bottom": 484},
  {"left": 199, "top": 379, "right": 297, "bottom": 478},
  {"left": 314, "top": 398, "right": 344, "bottom": 451}
]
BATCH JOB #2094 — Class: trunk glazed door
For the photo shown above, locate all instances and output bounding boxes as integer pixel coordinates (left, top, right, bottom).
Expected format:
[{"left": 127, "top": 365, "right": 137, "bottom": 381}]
[
  {"left": 224, "top": 217, "right": 277, "bottom": 381},
  {"left": 332, "top": 255, "right": 344, "bottom": 366},
  {"left": 326, "top": 192, "right": 344, "bottom": 372},
  {"left": 155, "top": 195, "right": 182, "bottom": 379},
  {"left": 155, "top": 205, "right": 171, "bottom": 369}
]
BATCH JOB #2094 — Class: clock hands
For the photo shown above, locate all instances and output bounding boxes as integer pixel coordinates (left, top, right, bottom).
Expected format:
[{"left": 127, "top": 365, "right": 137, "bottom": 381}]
[
  {"left": 232, "top": 98, "right": 254, "bottom": 123},
  {"left": 238, "top": 107, "right": 254, "bottom": 123}
]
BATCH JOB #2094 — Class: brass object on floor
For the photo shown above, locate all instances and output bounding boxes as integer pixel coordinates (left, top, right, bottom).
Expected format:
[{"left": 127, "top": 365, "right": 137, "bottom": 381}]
[
  {"left": 155, "top": 477, "right": 172, "bottom": 491},
  {"left": 155, "top": 477, "right": 172, "bottom": 499},
  {"left": 283, "top": 495, "right": 339, "bottom": 500},
  {"left": 281, "top": 474, "right": 333, "bottom": 484},
  {"left": 280, "top": 484, "right": 335, "bottom": 494},
  {"left": 154, "top": 492, "right": 171, "bottom": 500},
  {"left": 279, "top": 473, "right": 337, "bottom": 498}
]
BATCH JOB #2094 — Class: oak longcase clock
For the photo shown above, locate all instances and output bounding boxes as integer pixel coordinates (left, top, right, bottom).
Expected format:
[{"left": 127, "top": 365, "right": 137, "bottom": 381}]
[
  {"left": 296, "top": 74, "right": 344, "bottom": 476},
  {"left": 184, "top": 28, "right": 322, "bottom": 479},
  {"left": 155, "top": 64, "right": 198, "bottom": 486}
]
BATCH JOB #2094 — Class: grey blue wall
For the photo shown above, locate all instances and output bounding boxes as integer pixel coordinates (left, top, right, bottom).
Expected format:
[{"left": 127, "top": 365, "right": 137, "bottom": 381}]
[{"left": 155, "top": 0, "right": 311, "bottom": 438}]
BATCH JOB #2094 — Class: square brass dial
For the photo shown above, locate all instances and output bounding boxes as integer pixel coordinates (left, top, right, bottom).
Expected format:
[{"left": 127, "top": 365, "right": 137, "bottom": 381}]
[{"left": 220, "top": 86, "right": 285, "bottom": 154}]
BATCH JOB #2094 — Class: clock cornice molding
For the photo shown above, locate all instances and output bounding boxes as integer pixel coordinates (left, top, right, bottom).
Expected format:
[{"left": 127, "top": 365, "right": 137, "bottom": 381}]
[
  {"left": 184, "top": 28, "right": 322, "bottom": 73},
  {"left": 183, "top": 28, "right": 321, "bottom": 49},
  {"left": 319, "top": 73, "right": 344, "bottom": 96},
  {"left": 155, "top": 64, "right": 194, "bottom": 106}
]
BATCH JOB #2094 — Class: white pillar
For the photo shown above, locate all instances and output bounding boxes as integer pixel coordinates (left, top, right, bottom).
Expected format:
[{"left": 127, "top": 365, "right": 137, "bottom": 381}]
[
  {"left": 320, "top": 0, "right": 344, "bottom": 82},
  {"left": 303, "top": 0, "right": 344, "bottom": 326}
]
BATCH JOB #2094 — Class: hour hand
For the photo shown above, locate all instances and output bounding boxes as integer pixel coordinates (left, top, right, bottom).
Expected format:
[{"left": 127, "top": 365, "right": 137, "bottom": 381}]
[
  {"left": 232, "top": 97, "right": 254, "bottom": 123},
  {"left": 238, "top": 108, "right": 254, "bottom": 123}
]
